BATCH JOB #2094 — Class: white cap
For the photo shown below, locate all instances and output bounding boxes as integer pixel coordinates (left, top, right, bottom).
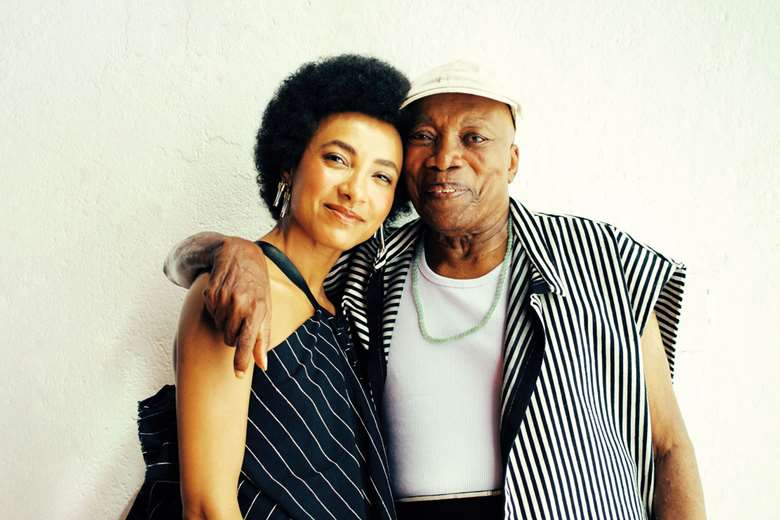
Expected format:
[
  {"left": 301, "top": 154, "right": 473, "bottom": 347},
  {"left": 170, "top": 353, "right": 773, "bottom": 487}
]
[{"left": 400, "top": 60, "right": 521, "bottom": 126}]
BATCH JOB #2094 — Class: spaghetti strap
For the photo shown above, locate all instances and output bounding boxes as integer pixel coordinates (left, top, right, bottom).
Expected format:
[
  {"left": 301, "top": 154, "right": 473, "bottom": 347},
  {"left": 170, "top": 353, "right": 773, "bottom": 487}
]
[
  {"left": 255, "top": 241, "right": 326, "bottom": 312},
  {"left": 130, "top": 240, "right": 393, "bottom": 520}
]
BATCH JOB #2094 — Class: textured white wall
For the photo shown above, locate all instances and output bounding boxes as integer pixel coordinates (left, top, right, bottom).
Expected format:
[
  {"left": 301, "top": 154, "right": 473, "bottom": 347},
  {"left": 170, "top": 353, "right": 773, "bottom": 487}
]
[{"left": 1, "top": 1, "right": 778, "bottom": 518}]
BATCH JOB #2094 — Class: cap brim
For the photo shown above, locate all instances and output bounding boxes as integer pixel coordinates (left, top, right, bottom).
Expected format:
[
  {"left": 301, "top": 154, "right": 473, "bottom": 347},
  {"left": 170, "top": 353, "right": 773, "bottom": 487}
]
[{"left": 400, "top": 85, "right": 520, "bottom": 121}]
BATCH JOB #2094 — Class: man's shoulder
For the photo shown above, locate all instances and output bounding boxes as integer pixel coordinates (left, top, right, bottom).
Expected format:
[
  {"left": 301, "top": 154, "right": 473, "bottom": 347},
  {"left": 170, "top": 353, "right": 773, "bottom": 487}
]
[
  {"left": 513, "top": 199, "right": 680, "bottom": 268},
  {"left": 512, "top": 198, "right": 621, "bottom": 240},
  {"left": 539, "top": 211, "right": 619, "bottom": 236}
]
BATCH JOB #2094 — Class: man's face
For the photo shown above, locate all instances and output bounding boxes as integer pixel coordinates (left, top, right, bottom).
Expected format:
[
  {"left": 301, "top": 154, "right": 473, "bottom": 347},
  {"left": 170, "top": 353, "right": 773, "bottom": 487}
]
[{"left": 403, "top": 93, "right": 519, "bottom": 236}]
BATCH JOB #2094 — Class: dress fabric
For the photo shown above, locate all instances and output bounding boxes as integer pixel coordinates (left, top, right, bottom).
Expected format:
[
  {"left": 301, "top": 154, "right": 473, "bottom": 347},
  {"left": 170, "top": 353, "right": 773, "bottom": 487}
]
[{"left": 128, "top": 242, "right": 395, "bottom": 520}]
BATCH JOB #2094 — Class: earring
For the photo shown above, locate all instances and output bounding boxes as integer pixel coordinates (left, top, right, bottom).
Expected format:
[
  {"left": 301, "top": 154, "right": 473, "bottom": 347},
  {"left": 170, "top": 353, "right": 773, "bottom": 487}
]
[{"left": 273, "top": 180, "right": 291, "bottom": 218}]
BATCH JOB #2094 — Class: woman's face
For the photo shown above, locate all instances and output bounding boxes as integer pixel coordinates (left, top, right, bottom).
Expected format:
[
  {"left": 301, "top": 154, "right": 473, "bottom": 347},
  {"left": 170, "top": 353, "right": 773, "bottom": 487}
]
[{"left": 285, "top": 112, "right": 403, "bottom": 252}]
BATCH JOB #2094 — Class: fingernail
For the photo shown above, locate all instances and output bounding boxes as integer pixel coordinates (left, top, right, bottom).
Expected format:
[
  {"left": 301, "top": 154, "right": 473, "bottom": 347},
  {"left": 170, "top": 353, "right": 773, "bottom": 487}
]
[
  {"left": 235, "top": 369, "right": 245, "bottom": 379},
  {"left": 262, "top": 354, "right": 268, "bottom": 371}
]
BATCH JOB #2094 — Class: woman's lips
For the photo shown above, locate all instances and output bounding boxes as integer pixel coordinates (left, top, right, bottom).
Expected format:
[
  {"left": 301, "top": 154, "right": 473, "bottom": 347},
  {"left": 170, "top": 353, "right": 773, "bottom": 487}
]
[
  {"left": 324, "top": 203, "right": 365, "bottom": 224},
  {"left": 424, "top": 183, "right": 467, "bottom": 199}
]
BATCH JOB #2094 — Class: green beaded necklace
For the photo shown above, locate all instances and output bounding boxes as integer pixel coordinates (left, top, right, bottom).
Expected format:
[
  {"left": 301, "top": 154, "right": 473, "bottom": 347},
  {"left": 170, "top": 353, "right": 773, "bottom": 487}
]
[{"left": 411, "top": 224, "right": 514, "bottom": 344}]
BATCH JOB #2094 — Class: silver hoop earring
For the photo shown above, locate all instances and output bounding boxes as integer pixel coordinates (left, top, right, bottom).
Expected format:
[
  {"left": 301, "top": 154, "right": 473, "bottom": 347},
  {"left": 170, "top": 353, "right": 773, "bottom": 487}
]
[{"left": 273, "top": 180, "right": 291, "bottom": 218}]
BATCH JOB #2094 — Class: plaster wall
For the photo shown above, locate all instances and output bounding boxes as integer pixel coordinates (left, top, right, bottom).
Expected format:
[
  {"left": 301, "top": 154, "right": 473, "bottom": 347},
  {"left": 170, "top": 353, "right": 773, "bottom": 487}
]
[{"left": 1, "top": 1, "right": 778, "bottom": 518}]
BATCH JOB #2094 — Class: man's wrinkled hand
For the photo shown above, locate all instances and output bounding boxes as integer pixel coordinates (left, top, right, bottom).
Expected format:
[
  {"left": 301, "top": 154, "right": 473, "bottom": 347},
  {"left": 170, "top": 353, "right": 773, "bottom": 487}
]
[{"left": 202, "top": 236, "right": 272, "bottom": 377}]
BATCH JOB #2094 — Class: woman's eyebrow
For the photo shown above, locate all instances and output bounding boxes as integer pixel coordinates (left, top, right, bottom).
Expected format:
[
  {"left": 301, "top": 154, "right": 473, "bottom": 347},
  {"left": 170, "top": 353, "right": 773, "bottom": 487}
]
[
  {"left": 320, "top": 139, "right": 356, "bottom": 155},
  {"left": 321, "top": 139, "right": 399, "bottom": 173},
  {"left": 374, "top": 158, "right": 399, "bottom": 173}
]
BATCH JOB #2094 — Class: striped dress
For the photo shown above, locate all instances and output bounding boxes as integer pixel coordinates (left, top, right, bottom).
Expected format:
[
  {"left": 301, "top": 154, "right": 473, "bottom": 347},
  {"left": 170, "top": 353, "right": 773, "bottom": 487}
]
[
  {"left": 332, "top": 197, "right": 687, "bottom": 520},
  {"left": 129, "top": 242, "right": 395, "bottom": 520}
]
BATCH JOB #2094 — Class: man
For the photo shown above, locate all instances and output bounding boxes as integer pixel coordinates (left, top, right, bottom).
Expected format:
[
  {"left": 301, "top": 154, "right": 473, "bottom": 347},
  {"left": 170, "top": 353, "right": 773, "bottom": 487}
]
[{"left": 164, "top": 61, "right": 705, "bottom": 519}]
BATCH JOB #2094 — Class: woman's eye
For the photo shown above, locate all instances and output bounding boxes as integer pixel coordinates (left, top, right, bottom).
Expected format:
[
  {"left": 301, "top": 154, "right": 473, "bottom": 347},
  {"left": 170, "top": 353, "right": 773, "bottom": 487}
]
[
  {"left": 374, "top": 173, "right": 393, "bottom": 185},
  {"left": 324, "top": 153, "right": 347, "bottom": 166}
]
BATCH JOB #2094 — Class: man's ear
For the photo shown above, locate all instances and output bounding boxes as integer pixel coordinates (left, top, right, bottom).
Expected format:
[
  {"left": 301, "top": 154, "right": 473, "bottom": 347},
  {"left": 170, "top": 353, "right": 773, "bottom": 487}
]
[{"left": 508, "top": 144, "right": 519, "bottom": 183}]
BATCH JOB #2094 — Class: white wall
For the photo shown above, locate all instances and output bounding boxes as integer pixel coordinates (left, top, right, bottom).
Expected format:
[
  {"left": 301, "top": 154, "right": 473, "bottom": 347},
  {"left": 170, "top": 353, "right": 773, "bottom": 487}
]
[{"left": 1, "top": 1, "right": 778, "bottom": 518}]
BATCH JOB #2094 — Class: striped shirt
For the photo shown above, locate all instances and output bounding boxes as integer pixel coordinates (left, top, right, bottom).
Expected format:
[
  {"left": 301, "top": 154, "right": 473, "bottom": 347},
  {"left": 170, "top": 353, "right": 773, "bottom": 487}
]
[
  {"left": 329, "top": 197, "right": 686, "bottom": 520},
  {"left": 131, "top": 244, "right": 396, "bottom": 520}
]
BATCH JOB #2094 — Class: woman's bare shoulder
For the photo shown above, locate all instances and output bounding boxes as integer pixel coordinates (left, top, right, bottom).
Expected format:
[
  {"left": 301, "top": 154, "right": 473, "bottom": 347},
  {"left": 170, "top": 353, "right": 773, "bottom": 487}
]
[{"left": 177, "top": 273, "right": 226, "bottom": 354}]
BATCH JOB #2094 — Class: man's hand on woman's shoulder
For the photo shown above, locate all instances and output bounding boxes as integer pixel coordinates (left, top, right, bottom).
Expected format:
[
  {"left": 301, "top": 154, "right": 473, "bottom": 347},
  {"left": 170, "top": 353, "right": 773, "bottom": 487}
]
[
  {"left": 165, "top": 232, "right": 272, "bottom": 376},
  {"left": 203, "top": 236, "right": 272, "bottom": 376}
]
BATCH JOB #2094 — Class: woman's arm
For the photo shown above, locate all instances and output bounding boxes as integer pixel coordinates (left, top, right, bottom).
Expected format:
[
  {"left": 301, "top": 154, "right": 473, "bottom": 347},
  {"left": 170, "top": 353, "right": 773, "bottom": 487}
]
[{"left": 176, "top": 273, "right": 255, "bottom": 520}]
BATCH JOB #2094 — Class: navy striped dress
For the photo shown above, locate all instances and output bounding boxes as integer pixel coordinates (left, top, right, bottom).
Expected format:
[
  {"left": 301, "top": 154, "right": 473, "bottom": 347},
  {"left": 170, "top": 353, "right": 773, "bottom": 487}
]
[{"left": 129, "top": 242, "right": 395, "bottom": 520}]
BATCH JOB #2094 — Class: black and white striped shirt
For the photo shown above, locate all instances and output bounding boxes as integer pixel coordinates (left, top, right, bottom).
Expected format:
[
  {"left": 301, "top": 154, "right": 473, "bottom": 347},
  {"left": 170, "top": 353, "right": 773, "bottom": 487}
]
[{"left": 329, "top": 197, "right": 686, "bottom": 519}]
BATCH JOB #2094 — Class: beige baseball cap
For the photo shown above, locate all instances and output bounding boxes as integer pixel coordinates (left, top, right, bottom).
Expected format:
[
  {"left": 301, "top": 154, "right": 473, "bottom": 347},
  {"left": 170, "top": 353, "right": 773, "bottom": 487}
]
[{"left": 399, "top": 60, "right": 521, "bottom": 126}]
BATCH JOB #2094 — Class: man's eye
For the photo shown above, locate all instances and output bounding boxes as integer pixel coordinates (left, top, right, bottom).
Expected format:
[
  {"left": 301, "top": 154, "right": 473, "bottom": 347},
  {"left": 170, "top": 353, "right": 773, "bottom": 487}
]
[
  {"left": 324, "top": 153, "right": 347, "bottom": 165},
  {"left": 464, "top": 134, "right": 487, "bottom": 144},
  {"left": 409, "top": 131, "right": 433, "bottom": 142}
]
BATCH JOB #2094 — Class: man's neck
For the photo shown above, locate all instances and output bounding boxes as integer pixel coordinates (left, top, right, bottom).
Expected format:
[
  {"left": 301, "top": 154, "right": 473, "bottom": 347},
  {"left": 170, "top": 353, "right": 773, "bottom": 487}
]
[{"left": 423, "top": 213, "right": 510, "bottom": 280}]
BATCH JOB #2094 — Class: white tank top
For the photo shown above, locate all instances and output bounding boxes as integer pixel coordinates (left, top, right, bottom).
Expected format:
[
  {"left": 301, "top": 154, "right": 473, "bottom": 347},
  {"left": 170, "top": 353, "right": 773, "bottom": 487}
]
[{"left": 383, "top": 246, "right": 507, "bottom": 499}]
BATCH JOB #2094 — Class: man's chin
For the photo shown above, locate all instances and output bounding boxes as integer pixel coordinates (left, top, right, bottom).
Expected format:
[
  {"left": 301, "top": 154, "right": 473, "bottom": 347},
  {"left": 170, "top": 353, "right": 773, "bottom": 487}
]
[
  {"left": 418, "top": 194, "right": 469, "bottom": 220},
  {"left": 417, "top": 212, "right": 466, "bottom": 236},
  {"left": 417, "top": 192, "right": 469, "bottom": 212}
]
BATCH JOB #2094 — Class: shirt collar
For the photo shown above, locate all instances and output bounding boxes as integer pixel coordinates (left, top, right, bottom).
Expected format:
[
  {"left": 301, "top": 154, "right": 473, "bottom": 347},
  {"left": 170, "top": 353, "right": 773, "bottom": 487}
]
[
  {"left": 381, "top": 198, "right": 568, "bottom": 298},
  {"left": 508, "top": 198, "right": 568, "bottom": 297}
]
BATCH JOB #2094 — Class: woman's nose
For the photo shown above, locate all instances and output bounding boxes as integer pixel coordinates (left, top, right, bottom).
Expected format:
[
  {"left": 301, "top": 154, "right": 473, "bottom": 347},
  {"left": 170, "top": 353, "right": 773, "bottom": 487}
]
[{"left": 337, "top": 172, "right": 366, "bottom": 203}]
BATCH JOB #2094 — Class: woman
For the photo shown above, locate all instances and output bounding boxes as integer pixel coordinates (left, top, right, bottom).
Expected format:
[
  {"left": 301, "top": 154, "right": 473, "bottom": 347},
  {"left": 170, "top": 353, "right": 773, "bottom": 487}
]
[{"left": 128, "top": 55, "right": 409, "bottom": 520}]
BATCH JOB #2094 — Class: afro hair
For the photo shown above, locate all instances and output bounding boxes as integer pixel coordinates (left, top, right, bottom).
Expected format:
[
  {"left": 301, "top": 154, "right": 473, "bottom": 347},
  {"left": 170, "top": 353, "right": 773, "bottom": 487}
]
[{"left": 255, "top": 54, "right": 411, "bottom": 221}]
